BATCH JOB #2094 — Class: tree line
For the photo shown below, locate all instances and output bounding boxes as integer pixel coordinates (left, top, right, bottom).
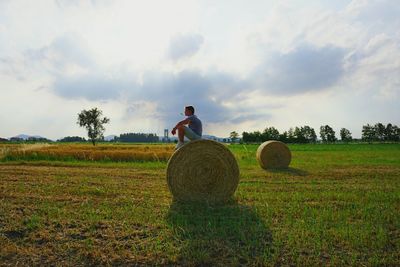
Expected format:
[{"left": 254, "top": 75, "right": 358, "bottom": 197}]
[
  {"left": 57, "top": 133, "right": 160, "bottom": 143},
  {"left": 361, "top": 123, "right": 400, "bottom": 142},
  {"left": 8, "top": 136, "right": 53, "bottom": 142},
  {"left": 240, "top": 123, "right": 400, "bottom": 143},
  {"left": 111, "top": 133, "right": 159, "bottom": 143}
]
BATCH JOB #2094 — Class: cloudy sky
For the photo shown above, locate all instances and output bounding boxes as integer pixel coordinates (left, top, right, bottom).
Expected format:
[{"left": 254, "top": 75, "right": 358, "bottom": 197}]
[{"left": 0, "top": 0, "right": 399, "bottom": 140}]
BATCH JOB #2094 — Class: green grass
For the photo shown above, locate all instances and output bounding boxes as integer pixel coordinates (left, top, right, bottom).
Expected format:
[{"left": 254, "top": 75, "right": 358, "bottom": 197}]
[{"left": 0, "top": 143, "right": 399, "bottom": 265}]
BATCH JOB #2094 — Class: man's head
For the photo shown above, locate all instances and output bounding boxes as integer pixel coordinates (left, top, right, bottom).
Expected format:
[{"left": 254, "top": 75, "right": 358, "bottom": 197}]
[{"left": 185, "top": 106, "right": 195, "bottom": 116}]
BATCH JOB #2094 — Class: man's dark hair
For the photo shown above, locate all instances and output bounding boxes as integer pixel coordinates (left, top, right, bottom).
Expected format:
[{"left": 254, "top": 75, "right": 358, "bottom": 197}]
[{"left": 185, "top": 106, "right": 195, "bottom": 114}]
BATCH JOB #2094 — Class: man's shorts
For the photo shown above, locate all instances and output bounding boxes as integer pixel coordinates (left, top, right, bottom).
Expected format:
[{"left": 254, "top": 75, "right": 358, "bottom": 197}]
[{"left": 184, "top": 126, "right": 201, "bottom": 140}]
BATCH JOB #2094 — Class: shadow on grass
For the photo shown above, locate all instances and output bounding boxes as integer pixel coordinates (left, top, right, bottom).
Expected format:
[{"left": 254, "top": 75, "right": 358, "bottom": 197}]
[
  {"left": 166, "top": 200, "right": 273, "bottom": 265},
  {"left": 264, "top": 167, "right": 308, "bottom": 176}
]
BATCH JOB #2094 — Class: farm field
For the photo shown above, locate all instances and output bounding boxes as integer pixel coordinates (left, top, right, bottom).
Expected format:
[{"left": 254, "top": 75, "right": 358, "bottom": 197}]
[{"left": 0, "top": 143, "right": 399, "bottom": 266}]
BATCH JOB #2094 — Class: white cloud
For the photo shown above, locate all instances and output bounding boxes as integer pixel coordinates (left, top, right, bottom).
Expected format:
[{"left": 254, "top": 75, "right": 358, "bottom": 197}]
[{"left": 167, "top": 33, "right": 204, "bottom": 61}]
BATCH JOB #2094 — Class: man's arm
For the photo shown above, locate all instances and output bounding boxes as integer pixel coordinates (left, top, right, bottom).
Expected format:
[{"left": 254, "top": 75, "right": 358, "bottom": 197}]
[{"left": 171, "top": 118, "right": 191, "bottom": 135}]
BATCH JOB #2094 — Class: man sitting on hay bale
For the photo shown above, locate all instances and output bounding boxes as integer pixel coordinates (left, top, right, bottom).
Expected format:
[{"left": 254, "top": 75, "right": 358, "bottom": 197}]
[{"left": 171, "top": 105, "right": 202, "bottom": 150}]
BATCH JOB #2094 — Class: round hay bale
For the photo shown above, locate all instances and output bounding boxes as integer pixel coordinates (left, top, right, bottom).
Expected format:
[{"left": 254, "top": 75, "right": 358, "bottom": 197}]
[
  {"left": 256, "top": 140, "right": 291, "bottom": 169},
  {"left": 166, "top": 139, "right": 239, "bottom": 203}
]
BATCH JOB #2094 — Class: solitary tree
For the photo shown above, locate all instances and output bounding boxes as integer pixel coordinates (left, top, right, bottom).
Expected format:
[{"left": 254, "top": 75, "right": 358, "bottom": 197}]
[{"left": 77, "top": 108, "right": 110, "bottom": 146}]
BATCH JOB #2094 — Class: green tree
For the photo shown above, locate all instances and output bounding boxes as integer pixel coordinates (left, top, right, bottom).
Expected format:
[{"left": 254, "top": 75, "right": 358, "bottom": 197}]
[
  {"left": 77, "top": 108, "right": 110, "bottom": 146},
  {"left": 242, "top": 132, "right": 250, "bottom": 143},
  {"left": 374, "top": 123, "right": 385, "bottom": 141},
  {"left": 279, "top": 131, "right": 288, "bottom": 143},
  {"left": 253, "top": 131, "right": 262, "bottom": 143},
  {"left": 302, "top": 126, "right": 317, "bottom": 143},
  {"left": 287, "top": 128, "right": 295, "bottom": 143},
  {"left": 384, "top": 123, "right": 395, "bottom": 141},
  {"left": 293, "top": 127, "right": 306, "bottom": 143},
  {"left": 230, "top": 131, "right": 239, "bottom": 143},
  {"left": 362, "top": 124, "right": 375, "bottom": 142},
  {"left": 395, "top": 126, "right": 400, "bottom": 142},
  {"left": 383, "top": 123, "right": 400, "bottom": 142},
  {"left": 320, "top": 125, "right": 336, "bottom": 143},
  {"left": 262, "top": 127, "right": 280, "bottom": 141},
  {"left": 340, "top": 128, "right": 352, "bottom": 142}
]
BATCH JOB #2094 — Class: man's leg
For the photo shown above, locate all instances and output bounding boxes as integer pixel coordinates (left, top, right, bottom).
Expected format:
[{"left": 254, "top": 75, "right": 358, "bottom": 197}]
[
  {"left": 175, "top": 126, "right": 201, "bottom": 150},
  {"left": 175, "top": 125, "right": 185, "bottom": 149},
  {"left": 183, "top": 126, "right": 201, "bottom": 140},
  {"left": 177, "top": 125, "right": 185, "bottom": 142}
]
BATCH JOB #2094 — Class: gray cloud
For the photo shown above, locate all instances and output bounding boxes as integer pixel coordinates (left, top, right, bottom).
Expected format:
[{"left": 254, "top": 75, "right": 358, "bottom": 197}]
[
  {"left": 0, "top": 33, "right": 96, "bottom": 81},
  {"left": 253, "top": 44, "right": 346, "bottom": 95},
  {"left": 24, "top": 33, "right": 94, "bottom": 74},
  {"left": 48, "top": 67, "right": 251, "bottom": 125},
  {"left": 0, "top": 57, "right": 26, "bottom": 80},
  {"left": 167, "top": 33, "right": 204, "bottom": 61},
  {"left": 23, "top": 33, "right": 127, "bottom": 101},
  {"left": 230, "top": 113, "right": 271, "bottom": 124},
  {"left": 136, "top": 70, "right": 246, "bottom": 126},
  {"left": 349, "top": 0, "right": 400, "bottom": 26},
  {"left": 53, "top": 74, "right": 133, "bottom": 100}
]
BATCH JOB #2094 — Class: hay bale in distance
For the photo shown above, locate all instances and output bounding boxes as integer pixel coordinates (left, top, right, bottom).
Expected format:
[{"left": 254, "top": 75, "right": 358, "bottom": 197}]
[
  {"left": 166, "top": 139, "right": 239, "bottom": 203},
  {"left": 256, "top": 140, "right": 291, "bottom": 169}
]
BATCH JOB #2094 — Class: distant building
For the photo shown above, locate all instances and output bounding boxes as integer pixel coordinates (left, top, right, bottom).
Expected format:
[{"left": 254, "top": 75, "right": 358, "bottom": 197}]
[{"left": 162, "top": 129, "right": 170, "bottom": 142}]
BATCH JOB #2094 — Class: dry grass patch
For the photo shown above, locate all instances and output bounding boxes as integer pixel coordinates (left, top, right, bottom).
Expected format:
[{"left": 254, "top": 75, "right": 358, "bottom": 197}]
[{"left": 1, "top": 143, "right": 175, "bottom": 162}]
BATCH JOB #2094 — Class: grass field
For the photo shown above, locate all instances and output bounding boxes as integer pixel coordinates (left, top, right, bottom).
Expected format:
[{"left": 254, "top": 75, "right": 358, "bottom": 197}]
[{"left": 0, "top": 143, "right": 399, "bottom": 266}]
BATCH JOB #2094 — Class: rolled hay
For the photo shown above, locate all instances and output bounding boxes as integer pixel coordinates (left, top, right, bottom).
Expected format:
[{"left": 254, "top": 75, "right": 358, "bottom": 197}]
[
  {"left": 166, "top": 139, "right": 239, "bottom": 203},
  {"left": 256, "top": 140, "right": 291, "bottom": 169}
]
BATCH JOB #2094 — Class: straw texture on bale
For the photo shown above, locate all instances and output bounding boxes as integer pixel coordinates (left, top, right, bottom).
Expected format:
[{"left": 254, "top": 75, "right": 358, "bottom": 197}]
[
  {"left": 256, "top": 140, "right": 291, "bottom": 169},
  {"left": 167, "top": 139, "right": 239, "bottom": 203}
]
